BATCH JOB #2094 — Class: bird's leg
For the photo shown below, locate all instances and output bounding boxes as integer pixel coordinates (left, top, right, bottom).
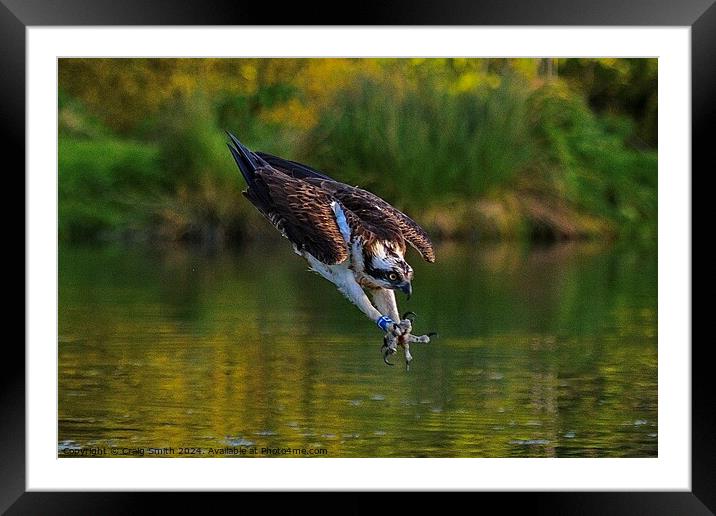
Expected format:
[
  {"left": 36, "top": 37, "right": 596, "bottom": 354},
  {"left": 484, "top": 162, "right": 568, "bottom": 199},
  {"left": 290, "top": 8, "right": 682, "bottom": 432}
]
[
  {"left": 328, "top": 275, "right": 418, "bottom": 365},
  {"left": 370, "top": 288, "right": 400, "bottom": 322},
  {"left": 329, "top": 269, "right": 405, "bottom": 341},
  {"left": 371, "top": 288, "right": 412, "bottom": 336},
  {"left": 331, "top": 268, "right": 384, "bottom": 318},
  {"left": 372, "top": 288, "right": 436, "bottom": 346},
  {"left": 372, "top": 288, "right": 414, "bottom": 365},
  {"left": 371, "top": 290, "right": 436, "bottom": 364}
]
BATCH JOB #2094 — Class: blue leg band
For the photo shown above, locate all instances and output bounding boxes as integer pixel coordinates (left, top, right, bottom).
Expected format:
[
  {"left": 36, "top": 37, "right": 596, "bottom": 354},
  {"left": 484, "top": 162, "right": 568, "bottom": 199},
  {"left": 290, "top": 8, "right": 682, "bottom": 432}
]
[{"left": 376, "top": 315, "right": 394, "bottom": 332}]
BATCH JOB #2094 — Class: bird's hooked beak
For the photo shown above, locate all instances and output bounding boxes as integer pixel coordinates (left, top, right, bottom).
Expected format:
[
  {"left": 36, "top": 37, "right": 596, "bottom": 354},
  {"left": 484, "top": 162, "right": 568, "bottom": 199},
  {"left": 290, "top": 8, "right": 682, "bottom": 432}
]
[{"left": 398, "top": 281, "right": 413, "bottom": 300}]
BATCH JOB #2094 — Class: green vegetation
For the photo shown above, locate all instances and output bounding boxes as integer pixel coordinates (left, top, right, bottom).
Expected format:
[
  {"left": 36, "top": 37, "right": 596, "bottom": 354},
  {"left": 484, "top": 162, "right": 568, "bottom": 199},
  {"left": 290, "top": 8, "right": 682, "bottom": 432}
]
[
  {"left": 58, "top": 58, "right": 657, "bottom": 246},
  {"left": 59, "top": 138, "right": 161, "bottom": 241}
]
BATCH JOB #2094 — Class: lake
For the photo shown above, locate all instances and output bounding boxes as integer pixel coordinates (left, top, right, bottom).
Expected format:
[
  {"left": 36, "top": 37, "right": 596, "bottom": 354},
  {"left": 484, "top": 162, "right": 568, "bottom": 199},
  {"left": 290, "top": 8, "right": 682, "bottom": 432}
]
[{"left": 58, "top": 240, "right": 657, "bottom": 458}]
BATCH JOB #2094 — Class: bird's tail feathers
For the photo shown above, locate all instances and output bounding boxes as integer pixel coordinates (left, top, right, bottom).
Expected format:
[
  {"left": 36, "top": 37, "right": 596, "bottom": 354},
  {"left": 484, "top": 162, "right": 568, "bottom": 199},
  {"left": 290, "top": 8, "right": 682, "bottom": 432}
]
[
  {"left": 226, "top": 131, "right": 274, "bottom": 208},
  {"left": 256, "top": 152, "right": 334, "bottom": 181},
  {"left": 225, "top": 131, "right": 270, "bottom": 186}
]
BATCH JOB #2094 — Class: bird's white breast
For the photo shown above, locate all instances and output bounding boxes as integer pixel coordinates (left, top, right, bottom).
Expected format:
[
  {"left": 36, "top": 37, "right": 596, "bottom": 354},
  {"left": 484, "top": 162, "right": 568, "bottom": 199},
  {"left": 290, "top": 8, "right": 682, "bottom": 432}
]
[{"left": 301, "top": 201, "right": 368, "bottom": 288}]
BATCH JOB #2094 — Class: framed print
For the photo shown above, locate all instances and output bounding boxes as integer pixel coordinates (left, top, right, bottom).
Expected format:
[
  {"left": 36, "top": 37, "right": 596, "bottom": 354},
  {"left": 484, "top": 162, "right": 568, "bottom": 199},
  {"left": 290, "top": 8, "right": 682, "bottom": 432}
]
[{"left": 8, "top": 0, "right": 707, "bottom": 512}]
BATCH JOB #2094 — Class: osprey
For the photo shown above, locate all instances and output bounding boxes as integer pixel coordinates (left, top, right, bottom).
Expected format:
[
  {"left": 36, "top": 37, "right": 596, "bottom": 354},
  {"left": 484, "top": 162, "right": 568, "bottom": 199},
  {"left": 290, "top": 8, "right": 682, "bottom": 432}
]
[{"left": 226, "top": 132, "right": 436, "bottom": 365}]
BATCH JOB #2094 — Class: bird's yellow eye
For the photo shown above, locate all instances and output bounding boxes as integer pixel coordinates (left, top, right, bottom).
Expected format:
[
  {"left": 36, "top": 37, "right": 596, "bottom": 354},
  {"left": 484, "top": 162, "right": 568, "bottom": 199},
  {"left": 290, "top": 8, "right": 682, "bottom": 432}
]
[{"left": 388, "top": 273, "right": 398, "bottom": 281}]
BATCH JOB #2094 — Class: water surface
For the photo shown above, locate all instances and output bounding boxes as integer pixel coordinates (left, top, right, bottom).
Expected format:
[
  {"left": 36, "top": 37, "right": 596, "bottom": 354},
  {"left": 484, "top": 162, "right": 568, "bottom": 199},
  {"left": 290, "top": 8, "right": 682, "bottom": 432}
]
[{"left": 58, "top": 241, "right": 657, "bottom": 457}]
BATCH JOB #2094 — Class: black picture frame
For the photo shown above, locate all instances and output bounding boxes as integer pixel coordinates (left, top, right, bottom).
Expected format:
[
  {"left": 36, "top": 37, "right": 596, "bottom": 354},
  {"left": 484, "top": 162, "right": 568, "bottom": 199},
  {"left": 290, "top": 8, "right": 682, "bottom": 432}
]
[{"left": 7, "top": 0, "right": 706, "bottom": 513}]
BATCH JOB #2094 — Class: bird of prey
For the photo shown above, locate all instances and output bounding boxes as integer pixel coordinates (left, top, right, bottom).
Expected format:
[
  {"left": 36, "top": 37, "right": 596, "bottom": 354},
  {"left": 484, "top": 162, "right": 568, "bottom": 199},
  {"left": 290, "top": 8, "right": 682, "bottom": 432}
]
[{"left": 226, "top": 132, "right": 436, "bottom": 365}]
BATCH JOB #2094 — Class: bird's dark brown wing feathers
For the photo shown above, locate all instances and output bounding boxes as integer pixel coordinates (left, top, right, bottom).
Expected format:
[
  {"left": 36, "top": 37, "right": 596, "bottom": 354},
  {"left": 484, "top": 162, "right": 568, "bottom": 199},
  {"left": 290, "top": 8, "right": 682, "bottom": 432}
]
[
  {"left": 252, "top": 168, "right": 348, "bottom": 265},
  {"left": 258, "top": 153, "right": 436, "bottom": 263},
  {"left": 312, "top": 180, "right": 435, "bottom": 263}
]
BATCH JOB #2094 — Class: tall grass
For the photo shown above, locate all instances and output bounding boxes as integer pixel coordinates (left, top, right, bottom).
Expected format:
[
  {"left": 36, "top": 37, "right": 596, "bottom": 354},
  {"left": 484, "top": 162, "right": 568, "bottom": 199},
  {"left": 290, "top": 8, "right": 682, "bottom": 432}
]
[
  {"left": 300, "top": 76, "right": 537, "bottom": 209},
  {"left": 298, "top": 76, "right": 656, "bottom": 241}
]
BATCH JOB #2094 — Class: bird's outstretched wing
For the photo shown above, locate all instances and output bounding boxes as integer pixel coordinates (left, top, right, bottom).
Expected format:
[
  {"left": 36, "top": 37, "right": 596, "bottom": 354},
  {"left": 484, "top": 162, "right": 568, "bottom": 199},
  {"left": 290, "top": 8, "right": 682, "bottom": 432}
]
[
  {"left": 257, "top": 153, "right": 436, "bottom": 263},
  {"left": 257, "top": 169, "right": 350, "bottom": 265},
  {"left": 228, "top": 135, "right": 348, "bottom": 265}
]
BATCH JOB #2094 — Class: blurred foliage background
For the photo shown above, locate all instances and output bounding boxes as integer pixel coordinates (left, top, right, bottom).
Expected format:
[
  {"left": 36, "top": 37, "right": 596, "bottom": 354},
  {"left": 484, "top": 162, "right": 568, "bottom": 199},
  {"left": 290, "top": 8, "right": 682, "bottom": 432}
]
[{"left": 58, "top": 58, "right": 657, "bottom": 247}]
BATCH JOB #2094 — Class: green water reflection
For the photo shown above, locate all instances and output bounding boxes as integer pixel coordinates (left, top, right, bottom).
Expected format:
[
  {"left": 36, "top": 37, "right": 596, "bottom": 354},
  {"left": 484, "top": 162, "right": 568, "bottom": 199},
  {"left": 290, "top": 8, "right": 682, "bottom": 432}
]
[{"left": 58, "top": 241, "right": 657, "bottom": 457}]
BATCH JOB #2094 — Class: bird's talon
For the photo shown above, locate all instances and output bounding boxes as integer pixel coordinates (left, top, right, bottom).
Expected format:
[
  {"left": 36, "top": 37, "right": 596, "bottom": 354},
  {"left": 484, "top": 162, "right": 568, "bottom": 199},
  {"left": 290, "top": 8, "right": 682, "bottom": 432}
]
[
  {"left": 407, "top": 333, "right": 434, "bottom": 344},
  {"left": 382, "top": 346, "right": 397, "bottom": 366},
  {"left": 396, "top": 318, "right": 412, "bottom": 336},
  {"left": 381, "top": 334, "right": 398, "bottom": 366},
  {"left": 402, "top": 311, "right": 417, "bottom": 323}
]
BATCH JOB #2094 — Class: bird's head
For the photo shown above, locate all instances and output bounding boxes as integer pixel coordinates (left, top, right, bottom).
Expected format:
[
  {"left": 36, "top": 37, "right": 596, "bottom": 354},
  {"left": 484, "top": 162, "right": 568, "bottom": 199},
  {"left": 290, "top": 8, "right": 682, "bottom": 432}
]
[{"left": 364, "top": 241, "right": 414, "bottom": 298}]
